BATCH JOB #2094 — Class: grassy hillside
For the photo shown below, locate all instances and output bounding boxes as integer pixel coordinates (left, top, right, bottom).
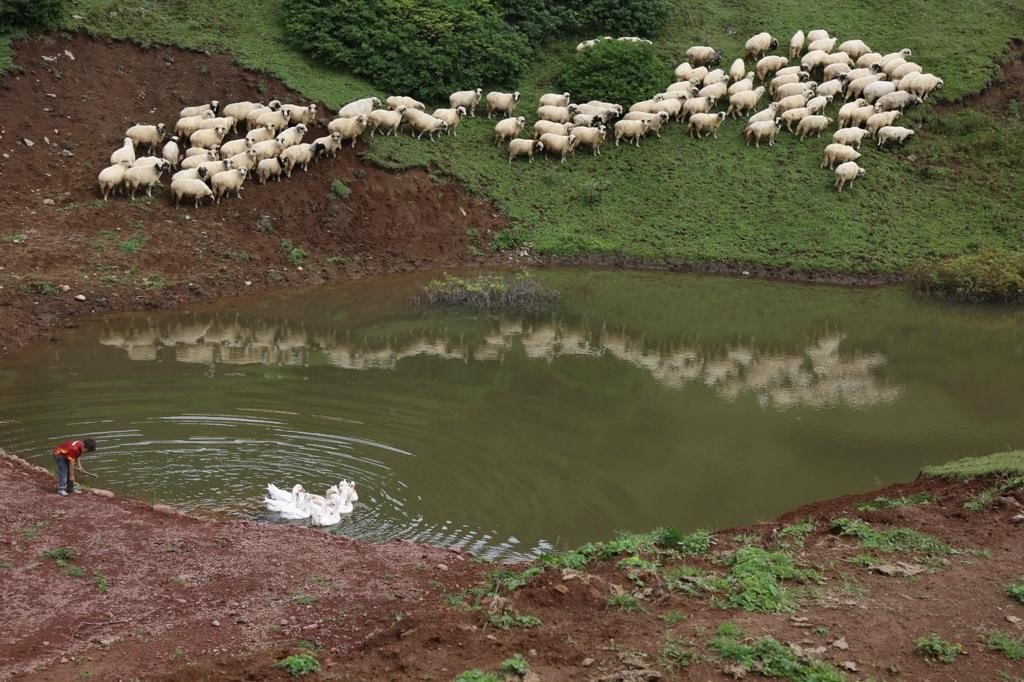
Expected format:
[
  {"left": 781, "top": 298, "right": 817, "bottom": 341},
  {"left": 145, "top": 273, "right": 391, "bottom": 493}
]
[{"left": 5, "top": 0, "right": 1024, "bottom": 275}]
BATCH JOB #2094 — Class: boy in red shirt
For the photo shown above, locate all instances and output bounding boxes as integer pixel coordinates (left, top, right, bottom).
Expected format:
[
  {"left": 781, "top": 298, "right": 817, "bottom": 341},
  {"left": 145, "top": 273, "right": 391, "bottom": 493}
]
[{"left": 52, "top": 438, "right": 97, "bottom": 496}]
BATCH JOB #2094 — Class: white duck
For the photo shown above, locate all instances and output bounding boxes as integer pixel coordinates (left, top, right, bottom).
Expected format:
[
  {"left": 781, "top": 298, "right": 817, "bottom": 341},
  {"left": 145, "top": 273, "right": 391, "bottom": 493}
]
[
  {"left": 338, "top": 480, "right": 358, "bottom": 504},
  {"left": 274, "top": 491, "right": 312, "bottom": 520},
  {"left": 266, "top": 483, "right": 304, "bottom": 505},
  {"left": 311, "top": 485, "right": 358, "bottom": 526},
  {"left": 305, "top": 485, "right": 340, "bottom": 510}
]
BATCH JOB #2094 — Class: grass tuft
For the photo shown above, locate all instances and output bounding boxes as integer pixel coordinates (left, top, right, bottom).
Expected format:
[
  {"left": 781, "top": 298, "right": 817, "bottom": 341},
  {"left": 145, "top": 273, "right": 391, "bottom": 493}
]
[
  {"left": 914, "top": 633, "right": 962, "bottom": 664},
  {"left": 831, "top": 518, "right": 952, "bottom": 555},
  {"left": 856, "top": 493, "right": 935, "bottom": 511},
  {"left": 1006, "top": 576, "right": 1024, "bottom": 605},
  {"left": 274, "top": 653, "right": 320, "bottom": 677},
  {"left": 986, "top": 630, "right": 1024, "bottom": 660},
  {"left": 716, "top": 547, "right": 819, "bottom": 613},
  {"left": 709, "top": 623, "right": 845, "bottom": 681},
  {"left": 922, "top": 451, "right": 1024, "bottom": 479}
]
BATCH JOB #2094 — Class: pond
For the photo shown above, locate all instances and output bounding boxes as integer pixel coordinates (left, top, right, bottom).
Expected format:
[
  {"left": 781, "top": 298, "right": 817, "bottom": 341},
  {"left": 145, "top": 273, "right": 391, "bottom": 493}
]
[{"left": 2, "top": 270, "right": 1023, "bottom": 560}]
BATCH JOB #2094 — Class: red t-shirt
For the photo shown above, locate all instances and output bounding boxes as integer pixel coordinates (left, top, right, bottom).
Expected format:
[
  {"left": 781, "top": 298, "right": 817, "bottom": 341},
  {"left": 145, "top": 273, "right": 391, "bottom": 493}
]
[{"left": 53, "top": 440, "right": 86, "bottom": 462}]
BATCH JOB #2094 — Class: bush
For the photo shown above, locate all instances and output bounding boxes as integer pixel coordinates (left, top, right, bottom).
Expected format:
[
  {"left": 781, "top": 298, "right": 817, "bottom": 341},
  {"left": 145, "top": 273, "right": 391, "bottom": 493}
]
[
  {"left": 912, "top": 250, "right": 1024, "bottom": 303},
  {"left": 283, "top": 0, "right": 530, "bottom": 102},
  {"left": 559, "top": 40, "right": 668, "bottom": 107},
  {"left": 0, "top": 0, "right": 65, "bottom": 32},
  {"left": 496, "top": 0, "right": 673, "bottom": 45}
]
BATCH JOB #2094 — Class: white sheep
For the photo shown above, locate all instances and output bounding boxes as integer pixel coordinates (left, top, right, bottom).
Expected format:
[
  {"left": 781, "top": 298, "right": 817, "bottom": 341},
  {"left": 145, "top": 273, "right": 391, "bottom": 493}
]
[
  {"left": 226, "top": 149, "right": 259, "bottom": 171},
  {"left": 832, "top": 126, "right": 870, "bottom": 148},
  {"left": 856, "top": 52, "right": 884, "bottom": 69},
  {"left": 584, "top": 100, "right": 623, "bottom": 115},
  {"left": 685, "top": 46, "right": 723, "bottom": 66},
  {"left": 123, "top": 159, "right": 169, "bottom": 199},
  {"left": 834, "top": 161, "right": 865, "bottom": 192},
  {"left": 246, "top": 125, "right": 278, "bottom": 144},
  {"left": 572, "top": 113, "right": 603, "bottom": 127},
  {"left": 179, "top": 101, "right": 220, "bottom": 118},
  {"left": 96, "top": 160, "right": 131, "bottom": 200},
  {"left": 727, "top": 87, "right": 766, "bottom": 118},
  {"left": 684, "top": 66, "right": 709, "bottom": 84},
  {"left": 821, "top": 143, "right": 862, "bottom": 169},
  {"left": 189, "top": 126, "right": 229, "bottom": 150},
  {"left": 780, "top": 107, "right": 811, "bottom": 131},
  {"left": 171, "top": 178, "right": 214, "bottom": 208},
  {"left": 744, "top": 118, "right": 782, "bottom": 147},
  {"left": 808, "top": 37, "right": 837, "bottom": 53},
  {"left": 836, "top": 40, "right": 872, "bottom": 60},
  {"left": 703, "top": 68, "right": 729, "bottom": 86},
  {"left": 674, "top": 61, "right": 694, "bottom": 81},
  {"left": 131, "top": 155, "right": 165, "bottom": 167},
  {"left": 744, "top": 32, "right": 778, "bottom": 60},
  {"left": 368, "top": 107, "right": 407, "bottom": 137},
  {"left": 617, "top": 37, "right": 652, "bottom": 46},
  {"left": 806, "top": 30, "right": 830, "bottom": 43},
  {"left": 863, "top": 81, "right": 897, "bottom": 104},
  {"left": 281, "top": 103, "right": 318, "bottom": 126},
  {"left": 570, "top": 125, "right": 607, "bottom": 155},
  {"left": 161, "top": 136, "right": 181, "bottom": 169},
  {"left": 250, "top": 139, "right": 284, "bottom": 161},
  {"left": 847, "top": 105, "right": 876, "bottom": 128},
  {"left": 775, "top": 94, "right": 810, "bottom": 115},
  {"left": 282, "top": 142, "right": 322, "bottom": 177},
  {"left": 881, "top": 58, "right": 910, "bottom": 78},
  {"left": 211, "top": 168, "right": 248, "bottom": 204},
  {"left": 244, "top": 105, "right": 276, "bottom": 130},
  {"left": 110, "top": 137, "right": 136, "bottom": 166},
  {"left": 796, "top": 115, "right": 833, "bottom": 140},
  {"left": 431, "top": 107, "right": 467, "bottom": 136},
  {"left": 629, "top": 98, "right": 664, "bottom": 114},
  {"left": 404, "top": 110, "right": 448, "bottom": 140},
  {"left": 843, "top": 67, "right": 878, "bottom": 82},
  {"left": 688, "top": 112, "right": 727, "bottom": 139},
  {"left": 613, "top": 119, "right": 649, "bottom": 147},
  {"left": 508, "top": 138, "right": 543, "bottom": 163},
  {"left": 774, "top": 82, "right": 815, "bottom": 101},
  {"left": 729, "top": 58, "right": 746, "bottom": 83},
  {"left": 837, "top": 100, "right": 869, "bottom": 128},
  {"left": 878, "top": 49, "right": 913, "bottom": 70},
  {"left": 171, "top": 167, "right": 208, "bottom": 185},
  {"left": 789, "top": 31, "right": 805, "bottom": 60},
  {"left": 748, "top": 102, "right": 780, "bottom": 125},
  {"left": 257, "top": 155, "right": 287, "bottom": 184},
  {"left": 494, "top": 116, "right": 527, "bottom": 145},
  {"left": 877, "top": 125, "right": 915, "bottom": 148},
  {"left": 180, "top": 149, "right": 218, "bottom": 170},
  {"left": 823, "top": 62, "right": 851, "bottom": 81},
  {"left": 125, "top": 123, "right": 167, "bottom": 153},
  {"left": 822, "top": 52, "right": 854, "bottom": 67},
  {"left": 728, "top": 73, "right": 757, "bottom": 95},
  {"left": 538, "top": 132, "right": 578, "bottom": 162},
  {"left": 623, "top": 111, "right": 670, "bottom": 138},
  {"left": 806, "top": 95, "right": 832, "bottom": 113},
  {"left": 874, "top": 91, "right": 921, "bottom": 112},
  {"left": 801, "top": 49, "right": 829, "bottom": 71},
  {"left": 756, "top": 56, "right": 790, "bottom": 81},
  {"left": 486, "top": 91, "right": 521, "bottom": 118},
  {"left": 539, "top": 91, "right": 571, "bottom": 107},
  {"left": 575, "top": 103, "right": 617, "bottom": 122},
  {"left": 775, "top": 65, "right": 806, "bottom": 78},
  {"left": 845, "top": 74, "right": 886, "bottom": 100},
  {"left": 909, "top": 74, "right": 944, "bottom": 99},
  {"left": 681, "top": 96, "right": 713, "bottom": 120},
  {"left": 313, "top": 132, "right": 344, "bottom": 159},
  {"left": 338, "top": 97, "right": 382, "bottom": 118},
  {"left": 449, "top": 89, "right": 483, "bottom": 117},
  {"left": 698, "top": 81, "right": 729, "bottom": 104},
  {"left": 184, "top": 145, "right": 218, "bottom": 158},
  {"left": 652, "top": 97, "right": 688, "bottom": 122},
  {"left": 276, "top": 124, "right": 308, "bottom": 149},
  {"left": 175, "top": 111, "right": 215, "bottom": 139},
  {"left": 255, "top": 109, "right": 291, "bottom": 131},
  {"left": 898, "top": 72, "right": 922, "bottom": 92},
  {"left": 197, "top": 158, "right": 235, "bottom": 180},
  {"left": 327, "top": 115, "right": 369, "bottom": 147},
  {"left": 222, "top": 102, "right": 264, "bottom": 131},
  {"left": 532, "top": 120, "right": 574, "bottom": 139},
  {"left": 197, "top": 116, "right": 237, "bottom": 132},
  {"left": 537, "top": 104, "right": 578, "bottom": 124},
  {"left": 386, "top": 95, "right": 426, "bottom": 111},
  {"left": 816, "top": 79, "right": 844, "bottom": 99}
]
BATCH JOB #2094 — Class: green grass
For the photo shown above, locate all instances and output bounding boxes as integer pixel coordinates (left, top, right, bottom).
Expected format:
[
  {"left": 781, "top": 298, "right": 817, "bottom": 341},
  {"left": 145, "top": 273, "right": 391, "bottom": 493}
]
[
  {"left": 499, "top": 653, "right": 529, "bottom": 676},
  {"left": 987, "top": 630, "right": 1024, "bottom": 660},
  {"left": 454, "top": 671, "right": 501, "bottom": 682},
  {"left": 831, "top": 518, "right": 953, "bottom": 555},
  {"left": 274, "top": 652, "right": 320, "bottom": 677},
  {"left": 606, "top": 593, "right": 644, "bottom": 612},
  {"left": 715, "top": 547, "right": 819, "bottom": 613},
  {"left": 658, "top": 635, "right": 695, "bottom": 673},
  {"left": 487, "top": 610, "right": 542, "bottom": 629},
  {"left": 1007, "top": 577, "right": 1024, "bottom": 604},
  {"left": 923, "top": 451, "right": 1024, "bottom": 479},
  {"left": 963, "top": 476, "right": 1024, "bottom": 511},
  {"left": 42, "top": 546, "right": 86, "bottom": 577},
  {"left": 914, "top": 633, "right": 962, "bottom": 664},
  {"left": 856, "top": 493, "right": 935, "bottom": 511},
  {"left": 1, "top": 0, "right": 1015, "bottom": 277},
  {"left": 709, "top": 623, "right": 846, "bottom": 681}
]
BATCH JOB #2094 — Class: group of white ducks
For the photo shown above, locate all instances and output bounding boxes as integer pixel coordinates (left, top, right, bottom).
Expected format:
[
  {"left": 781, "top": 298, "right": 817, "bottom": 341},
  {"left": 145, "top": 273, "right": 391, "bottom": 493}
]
[{"left": 264, "top": 480, "right": 358, "bottom": 527}]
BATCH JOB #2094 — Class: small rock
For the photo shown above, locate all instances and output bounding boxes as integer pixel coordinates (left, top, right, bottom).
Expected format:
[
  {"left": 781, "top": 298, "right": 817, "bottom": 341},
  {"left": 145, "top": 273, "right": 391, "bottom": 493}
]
[
  {"left": 42, "top": 55, "right": 58, "bottom": 62},
  {"left": 435, "top": 563, "right": 448, "bottom": 571},
  {"left": 23, "top": 138, "right": 34, "bottom": 147},
  {"left": 528, "top": 649, "right": 537, "bottom": 657},
  {"left": 723, "top": 664, "right": 747, "bottom": 679},
  {"left": 618, "top": 652, "right": 647, "bottom": 670},
  {"left": 448, "top": 545, "right": 462, "bottom": 554},
  {"left": 994, "top": 496, "right": 1022, "bottom": 509},
  {"left": 869, "top": 562, "right": 924, "bottom": 577},
  {"left": 244, "top": 280, "right": 252, "bottom": 286},
  {"left": 74, "top": 294, "right": 86, "bottom": 302},
  {"left": 1011, "top": 514, "right": 1024, "bottom": 524},
  {"left": 42, "top": 198, "right": 55, "bottom": 206},
  {"left": 742, "top": 270, "right": 750, "bottom": 276},
  {"left": 485, "top": 634, "right": 496, "bottom": 641},
  {"left": 581, "top": 658, "right": 595, "bottom": 668},
  {"left": 831, "top": 637, "right": 849, "bottom": 650},
  {"left": 840, "top": 661, "right": 859, "bottom": 672},
  {"left": 64, "top": 50, "right": 75, "bottom": 60},
  {"left": 89, "top": 488, "right": 114, "bottom": 497},
  {"left": 552, "top": 583, "right": 569, "bottom": 595},
  {"left": 60, "top": 149, "right": 74, "bottom": 157},
  {"left": 211, "top": 620, "right": 220, "bottom": 627},
  {"left": 302, "top": 623, "right": 318, "bottom": 630},
  {"left": 60, "top": 284, "right": 71, "bottom": 292},
  {"left": 60, "top": 657, "right": 69, "bottom": 664},
  {"left": 522, "top": 672, "right": 541, "bottom": 682},
  {"left": 42, "top": 641, "right": 49, "bottom": 646},
  {"left": 1007, "top": 615, "right": 1022, "bottom": 626},
  {"left": 175, "top": 598, "right": 187, "bottom": 604}
]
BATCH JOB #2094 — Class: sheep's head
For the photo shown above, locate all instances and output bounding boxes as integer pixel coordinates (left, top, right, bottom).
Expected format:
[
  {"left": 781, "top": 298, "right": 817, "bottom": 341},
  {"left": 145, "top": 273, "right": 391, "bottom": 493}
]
[
  {"left": 210, "top": 100, "right": 220, "bottom": 113},
  {"left": 330, "top": 132, "right": 342, "bottom": 141},
  {"left": 534, "top": 141, "right": 544, "bottom": 152},
  {"left": 567, "top": 134, "right": 578, "bottom": 148},
  {"left": 297, "top": 123, "right": 308, "bottom": 133},
  {"left": 371, "top": 97, "right": 381, "bottom": 108},
  {"left": 935, "top": 79, "right": 944, "bottom": 89},
  {"left": 857, "top": 167, "right": 866, "bottom": 176},
  {"left": 773, "top": 117, "right": 783, "bottom": 126},
  {"left": 223, "top": 159, "right": 235, "bottom": 169},
  {"left": 245, "top": 148, "right": 257, "bottom": 158},
  {"left": 201, "top": 110, "right": 215, "bottom": 119},
  {"left": 512, "top": 91, "right": 521, "bottom": 102},
  {"left": 659, "top": 111, "right": 670, "bottom": 122},
  {"left": 117, "top": 159, "right": 131, "bottom": 167},
  {"left": 516, "top": 116, "right": 526, "bottom": 126},
  {"left": 564, "top": 122, "right": 575, "bottom": 132},
  {"left": 568, "top": 103, "right": 579, "bottom": 112},
  {"left": 308, "top": 103, "right": 318, "bottom": 113},
  {"left": 716, "top": 112, "right": 726, "bottom": 121},
  {"left": 769, "top": 38, "right": 779, "bottom": 49},
  {"left": 901, "top": 48, "right": 912, "bottom": 57},
  {"left": 239, "top": 169, "right": 249, "bottom": 179},
  {"left": 282, "top": 109, "right": 293, "bottom": 121},
  {"left": 356, "top": 114, "right": 368, "bottom": 125},
  {"left": 474, "top": 88, "right": 482, "bottom": 96},
  {"left": 456, "top": 106, "right": 467, "bottom": 118},
  {"left": 197, "top": 166, "right": 208, "bottom": 178},
  {"left": 169, "top": 135, "right": 179, "bottom": 142},
  {"left": 269, "top": 100, "right": 282, "bottom": 110},
  {"left": 214, "top": 126, "right": 227, "bottom": 136}
]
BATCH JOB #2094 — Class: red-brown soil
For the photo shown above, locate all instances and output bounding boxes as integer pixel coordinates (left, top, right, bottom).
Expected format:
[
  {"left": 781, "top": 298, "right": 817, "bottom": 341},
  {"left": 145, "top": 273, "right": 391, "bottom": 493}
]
[
  {"left": 935, "top": 38, "right": 1024, "bottom": 115},
  {"left": 3, "top": 451, "right": 1023, "bottom": 681}
]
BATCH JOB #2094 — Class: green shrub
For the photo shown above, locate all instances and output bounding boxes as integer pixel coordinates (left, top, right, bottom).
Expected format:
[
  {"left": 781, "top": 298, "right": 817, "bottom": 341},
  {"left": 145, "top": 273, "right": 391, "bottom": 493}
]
[
  {"left": 914, "top": 633, "right": 962, "bottom": 664},
  {"left": 499, "top": 653, "right": 529, "bottom": 675},
  {"left": 497, "top": 0, "right": 672, "bottom": 45},
  {"left": 330, "top": 179, "right": 351, "bottom": 200},
  {"left": 986, "top": 629, "right": 1024, "bottom": 660},
  {"left": 1007, "top": 576, "right": 1024, "bottom": 604},
  {"left": 559, "top": 39, "right": 668, "bottom": 107},
  {"left": 274, "top": 653, "right": 321, "bottom": 677},
  {"left": 0, "top": 0, "right": 65, "bottom": 32},
  {"left": 913, "top": 250, "right": 1024, "bottom": 303},
  {"left": 283, "top": 0, "right": 530, "bottom": 102}
]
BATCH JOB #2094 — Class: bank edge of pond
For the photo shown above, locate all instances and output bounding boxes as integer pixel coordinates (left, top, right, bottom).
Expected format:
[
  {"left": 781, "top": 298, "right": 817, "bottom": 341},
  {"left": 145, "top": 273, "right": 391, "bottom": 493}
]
[{"left": 3, "top": 447, "right": 1023, "bottom": 681}]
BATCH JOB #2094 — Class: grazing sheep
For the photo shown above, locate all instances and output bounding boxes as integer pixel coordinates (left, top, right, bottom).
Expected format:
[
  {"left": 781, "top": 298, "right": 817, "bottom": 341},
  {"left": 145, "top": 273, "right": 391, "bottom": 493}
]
[
  {"left": 744, "top": 32, "right": 778, "bottom": 60},
  {"left": 856, "top": 52, "right": 884, "bottom": 69},
  {"left": 822, "top": 52, "right": 854, "bottom": 67},
  {"left": 806, "top": 30, "right": 830, "bottom": 43},
  {"left": 808, "top": 37, "right": 836, "bottom": 53},
  {"left": 837, "top": 100, "right": 870, "bottom": 128},
  {"left": 131, "top": 155, "right": 165, "bottom": 168},
  {"left": 539, "top": 92, "right": 571, "bottom": 107},
  {"left": 898, "top": 72, "right": 922, "bottom": 92},
  {"left": 698, "top": 81, "right": 729, "bottom": 105},
  {"left": 575, "top": 103, "right": 618, "bottom": 122},
  {"left": 570, "top": 125, "right": 607, "bottom": 155},
  {"left": 774, "top": 82, "right": 815, "bottom": 101},
  {"left": 880, "top": 58, "right": 908, "bottom": 78},
  {"left": 281, "top": 143, "right": 323, "bottom": 177},
  {"left": 218, "top": 138, "right": 251, "bottom": 159},
  {"left": 255, "top": 109, "right": 291, "bottom": 131},
  {"left": 843, "top": 67, "right": 879, "bottom": 82},
  {"left": 572, "top": 113, "right": 602, "bottom": 127},
  {"left": 681, "top": 96, "right": 713, "bottom": 120},
  {"left": 789, "top": 31, "right": 805, "bottom": 60},
  {"left": 744, "top": 118, "right": 782, "bottom": 147},
  {"left": 197, "top": 159, "right": 235, "bottom": 180},
  {"left": 276, "top": 124, "right": 308, "bottom": 149},
  {"left": 728, "top": 73, "right": 757, "bottom": 95},
  {"left": 890, "top": 62, "right": 923, "bottom": 81},
  {"left": 537, "top": 104, "right": 578, "bottom": 124},
  {"left": 180, "top": 149, "right": 218, "bottom": 170},
  {"left": 386, "top": 95, "right": 426, "bottom": 111},
  {"left": 246, "top": 124, "right": 278, "bottom": 144},
  {"left": 189, "top": 126, "right": 229, "bottom": 150},
  {"left": 533, "top": 120, "right": 575, "bottom": 139},
  {"left": 161, "top": 136, "right": 181, "bottom": 169},
  {"left": 727, "top": 87, "right": 766, "bottom": 118},
  {"left": 281, "top": 103, "right": 318, "bottom": 126},
  {"left": 179, "top": 101, "right": 220, "bottom": 118},
  {"left": 684, "top": 66, "right": 709, "bottom": 84},
  {"left": 863, "top": 80, "right": 897, "bottom": 104},
  {"left": 909, "top": 74, "right": 944, "bottom": 99},
  {"left": 823, "top": 62, "right": 851, "bottom": 81},
  {"left": 222, "top": 102, "right": 264, "bottom": 130},
  {"left": 832, "top": 126, "right": 870, "bottom": 148},
  {"left": 617, "top": 37, "right": 652, "bottom": 46},
  {"left": 703, "top": 68, "right": 729, "bottom": 86},
  {"left": 250, "top": 139, "right": 284, "bottom": 161},
  {"left": 847, "top": 105, "right": 877, "bottom": 128},
  {"left": 775, "top": 65, "right": 807, "bottom": 78},
  {"left": 674, "top": 61, "right": 694, "bottom": 81},
  {"left": 175, "top": 111, "right": 215, "bottom": 139},
  {"left": 729, "top": 58, "right": 746, "bottom": 83},
  {"left": 756, "top": 56, "right": 790, "bottom": 81},
  {"left": 256, "top": 155, "right": 287, "bottom": 184},
  {"left": 874, "top": 91, "right": 921, "bottom": 113},
  {"left": 748, "top": 102, "right": 780, "bottom": 125},
  {"left": 327, "top": 114, "right": 370, "bottom": 147},
  {"left": 211, "top": 169, "right": 248, "bottom": 203},
  {"left": 197, "top": 116, "right": 237, "bottom": 132},
  {"left": 110, "top": 137, "right": 136, "bottom": 166},
  {"left": 404, "top": 110, "right": 448, "bottom": 140},
  {"left": 845, "top": 74, "right": 887, "bottom": 100},
  {"left": 171, "top": 178, "right": 214, "bottom": 208},
  {"left": 613, "top": 119, "right": 649, "bottom": 147},
  {"left": 816, "top": 79, "right": 844, "bottom": 99},
  {"left": 123, "top": 160, "right": 169, "bottom": 199},
  {"left": 806, "top": 95, "right": 832, "bottom": 113},
  {"left": 780, "top": 107, "right": 811, "bottom": 131},
  {"left": 629, "top": 98, "right": 664, "bottom": 114},
  {"left": 821, "top": 143, "right": 862, "bottom": 169},
  {"left": 449, "top": 89, "right": 483, "bottom": 117},
  {"left": 878, "top": 49, "right": 913, "bottom": 69},
  {"left": 688, "top": 112, "right": 727, "bottom": 139},
  {"left": 96, "top": 160, "right": 131, "bottom": 200},
  {"left": 125, "top": 123, "right": 167, "bottom": 153},
  {"left": 796, "top": 115, "right": 833, "bottom": 139},
  {"left": 834, "top": 161, "right": 865, "bottom": 192},
  {"left": 877, "top": 125, "right": 915, "bottom": 148},
  {"left": 486, "top": 91, "right": 521, "bottom": 118},
  {"left": 313, "top": 132, "right": 344, "bottom": 159},
  {"left": 652, "top": 97, "right": 688, "bottom": 122},
  {"left": 226, "top": 149, "right": 259, "bottom": 171},
  {"left": 584, "top": 101, "right": 623, "bottom": 116},
  {"left": 623, "top": 111, "right": 670, "bottom": 138},
  {"left": 368, "top": 107, "right": 407, "bottom": 137},
  {"left": 185, "top": 145, "right": 217, "bottom": 158},
  {"left": 508, "top": 138, "right": 544, "bottom": 163},
  {"left": 171, "top": 167, "right": 208, "bottom": 185},
  {"left": 538, "top": 132, "right": 578, "bottom": 162},
  {"left": 801, "top": 49, "right": 829, "bottom": 71},
  {"left": 576, "top": 36, "right": 613, "bottom": 52},
  {"left": 685, "top": 46, "right": 723, "bottom": 66},
  {"left": 494, "top": 116, "right": 527, "bottom": 145},
  {"left": 338, "top": 97, "right": 382, "bottom": 118},
  {"left": 775, "top": 94, "right": 810, "bottom": 115}
]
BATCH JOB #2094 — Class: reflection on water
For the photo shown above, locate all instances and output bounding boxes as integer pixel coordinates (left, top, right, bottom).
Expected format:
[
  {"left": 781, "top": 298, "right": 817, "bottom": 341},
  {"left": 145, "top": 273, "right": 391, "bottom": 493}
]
[{"left": 101, "top": 317, "right": 901, "bottom": 410}]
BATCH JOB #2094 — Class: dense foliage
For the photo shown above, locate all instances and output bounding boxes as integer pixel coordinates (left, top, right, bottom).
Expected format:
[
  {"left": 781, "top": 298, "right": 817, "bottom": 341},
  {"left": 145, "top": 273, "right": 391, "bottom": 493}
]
[
  {"left": 496, "top": 0, "right": 673, "bottom": 45},
  {"left": 0, "top": 0, "right": 65, "bottom": 32},
  {"left": 559, "top": 40, "right": 668, "bottom": 108},
  {"left": 913, "top": 250, "right": 1024, "bottom": 303},
  {"left": 283, "top": 0, "right": 530, "bottom": 102}
]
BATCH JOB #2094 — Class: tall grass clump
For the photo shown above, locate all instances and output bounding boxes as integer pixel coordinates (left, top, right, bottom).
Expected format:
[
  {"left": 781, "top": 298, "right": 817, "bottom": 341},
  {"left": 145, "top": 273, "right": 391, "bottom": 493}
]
[
  {"left": 414, "top": 272, "right": 559, "bottom": 313},
  {"left": 913, "top": 250, "right": 1024, "bottom": 303}
]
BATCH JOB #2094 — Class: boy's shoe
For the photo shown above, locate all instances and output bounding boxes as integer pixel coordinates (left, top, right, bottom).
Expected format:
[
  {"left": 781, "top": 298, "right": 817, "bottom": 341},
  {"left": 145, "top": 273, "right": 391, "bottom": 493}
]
[
  {"left": 71, "top": 487, "right": 83, "bottom": 494},
  {"left": 58, "top": 490, "right": 68, "bottom": 496}
]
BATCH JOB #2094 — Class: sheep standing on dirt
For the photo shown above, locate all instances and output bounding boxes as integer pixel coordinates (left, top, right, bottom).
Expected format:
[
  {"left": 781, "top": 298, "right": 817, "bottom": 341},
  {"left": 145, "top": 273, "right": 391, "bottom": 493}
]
[
  {"left": 328, "top": 115, "right": 369, "bottom": 147},
  {"left": 685, "top": 46, "right": 723, "bottom": 67},
  {"left": 281, "top": 103, "right": 318, "bottom": 126},
  {"left": 688, "top": 112, "right": 727, "bottom": 139},
  {"left": 539, "top": 92, "right": 571, "bottom": 108},
  {"left": 796, "top": 115, "right": 833, "bottom": 140},
  {"left": 338, "top": 97, "right": 381, "bottom": 118},
  {"left": 432, "top": 107, "right": 467, "bottom": 136},
  {"left": 449, "top": 89, "right": 483, "bottom": 117},
  {"left": 190, "top": 126, "right": 229, "bottom": 150},
  {"left": 171, "top": 177, "right": 214, "bottom": 208},
  {"left": 222, "top": 102, "right": 265, "bottom": 131},
  {"left": 211, "top": 168, "right": 248, "bottom": 204},
  {"left": 171, "top": 167, "right": 208, "bottom": 184},
  {"left": 257, "top": 156, "right": 287, "bottom": 184},
  {"left": 744, "top": 32, "right": 778, "bottom": 60},
  {"left": 226, "top": 149, "right": 259, "bottom": 171},
  {"left": 486, "top": 91, "right": 521, "bottom": 118},
  {"left": 538, "top": 132, "right": 578, "bottom": 162},
  {"left": 244, "top": 102, "right": 282, "bottom": 130},
  {"left": 821, "top": 143, "right": 862, "bottom": 170},
  {"left": 744, "top": 118, "right": 782, "bottom": 148},
  {"left": 96, "top": 160, "right": 131, "bottom": 201},
  {"left": 508, "top": 138, "right": 543, "bottom": 163},
  {"left": 832, "top": 126, "right": 870, "bottom": 148},
  {"left": 161, "top": 136, "right": 181, "bottom": 169},
  {"left": 834, "top": 161, "right": 866, "bottom": 192},
  {"left": 876, "top": 126, "right": 915, "bottom": 148},
  {"left": 403, "top": 110, "right": 448, "bottom": 140},
  {"left": 313, "top": 132, "right": 344, "bottom": 159},
  {"left": 282, "top": 143, "right": 323, "bottom": 177},
  {"left": 197, "top": 159, "right": 235, "bottom": 181},
  {"left": 175, "top": 111, "right": 215, "bottom": 139},
  {"left": 494, "top": 116, "right": 527, "bottom": 145},
  {"left": 728, "top": 87, "right": 766, "bottom": 118},
  {"left": 570, "top": 125, "right": 607, "bottom": 156},
  {"left": 276, "top": 124, "right": 308, "bottom": 149},
  {"left": 109, "top": 137, "right": 136, "bottom": 166},
  {"left": 180, "top": 149, "right": 218, "bottom": 170},
  {"left": 124, "top": 160, "right": 169, "bottom": 199},
  {"left": 789, "top": 31, "right": 805, "bottom": 60},
  {"left": 125, "top": 123, "right": 166, "bottom": 154},
  {"left": 613, "top": 119, "right": 649, "bottom": 147},
  {"left": 246, "top": 125, "right": 278, "bottom": 144},
  {"left": 179, "top": 101, "right": 220, "bottom": 118},
  {"left": 256, "top": 109, "right": 291, "bottom": 132},
  {"left": 368, "top": 107, "right": 406, "bottom": 137},
  {"left": 250, "top": 139, "right": 284, "bottom": 162}
]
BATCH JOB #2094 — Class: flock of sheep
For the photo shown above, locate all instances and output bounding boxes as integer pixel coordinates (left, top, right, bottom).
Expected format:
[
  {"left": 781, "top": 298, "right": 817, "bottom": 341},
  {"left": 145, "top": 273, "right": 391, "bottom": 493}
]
[{"left": 95, "top": 28, "right": 942, "bottom": 204}]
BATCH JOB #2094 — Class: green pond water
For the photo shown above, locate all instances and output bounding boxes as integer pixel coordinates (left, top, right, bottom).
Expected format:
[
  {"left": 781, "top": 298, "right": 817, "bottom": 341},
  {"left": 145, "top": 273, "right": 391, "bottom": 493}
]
[{"left": 2, "top": 270, "right": 1023, "bottom": 559}]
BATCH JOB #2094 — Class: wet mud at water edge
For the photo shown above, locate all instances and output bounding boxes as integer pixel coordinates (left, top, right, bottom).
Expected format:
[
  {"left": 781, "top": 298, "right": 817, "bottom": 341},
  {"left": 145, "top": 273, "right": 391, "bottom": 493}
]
[{"left": 3, "top": 269, "right": 1024, "bottom": 561}]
